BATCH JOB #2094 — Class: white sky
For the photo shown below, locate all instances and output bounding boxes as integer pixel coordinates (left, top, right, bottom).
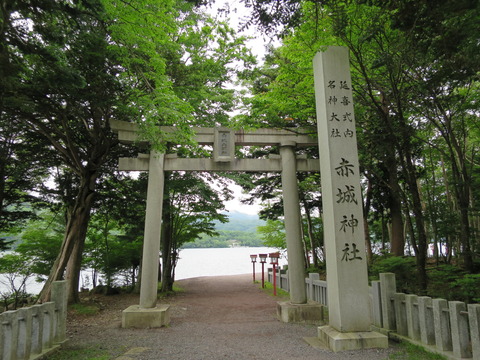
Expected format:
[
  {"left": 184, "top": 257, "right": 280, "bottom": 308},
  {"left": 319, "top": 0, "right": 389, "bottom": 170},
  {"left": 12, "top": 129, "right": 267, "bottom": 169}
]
[
  {"left": 223, "top": 181, "right": 261, "bottom": 215},
  {"left": 208, "top": 0, "right": 279, "bottom": 62},
  {"left": 206, "top": 0, "right": 272, "bottom": 216}
]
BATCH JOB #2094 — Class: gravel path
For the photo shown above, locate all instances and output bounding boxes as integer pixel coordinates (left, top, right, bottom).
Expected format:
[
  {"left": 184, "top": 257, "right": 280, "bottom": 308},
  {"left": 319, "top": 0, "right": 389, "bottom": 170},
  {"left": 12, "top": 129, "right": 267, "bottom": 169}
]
[{"left": 65, "top": 274, "right": 399, "bottom": 360}]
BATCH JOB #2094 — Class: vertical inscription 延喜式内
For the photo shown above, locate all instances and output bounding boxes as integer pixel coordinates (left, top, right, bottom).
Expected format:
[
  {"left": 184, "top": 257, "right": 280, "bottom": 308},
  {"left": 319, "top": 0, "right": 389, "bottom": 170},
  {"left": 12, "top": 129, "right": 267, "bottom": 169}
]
[{"left": 327, "top": 79, "right": 362, "bottom": 262}]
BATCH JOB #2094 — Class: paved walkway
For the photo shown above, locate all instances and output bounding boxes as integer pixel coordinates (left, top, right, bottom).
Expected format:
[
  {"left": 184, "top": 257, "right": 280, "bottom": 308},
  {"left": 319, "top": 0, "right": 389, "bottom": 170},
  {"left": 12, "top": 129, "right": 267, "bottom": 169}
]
[{"left": 68, "top": 274, "right": 399, "bottom": 359}]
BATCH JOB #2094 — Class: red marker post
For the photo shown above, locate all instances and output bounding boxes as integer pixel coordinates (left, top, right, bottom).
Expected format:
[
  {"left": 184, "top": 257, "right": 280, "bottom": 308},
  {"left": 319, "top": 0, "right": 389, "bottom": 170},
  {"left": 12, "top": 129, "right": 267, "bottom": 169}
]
[
  {"left": 259, "top": 254, "right": 268, "bottom": 288},
  {"left": 250, "top": 255, "right": 257, "bottom": 283},
  {"left": 269, "top": 252, "right": 280, "bottom": 296}
]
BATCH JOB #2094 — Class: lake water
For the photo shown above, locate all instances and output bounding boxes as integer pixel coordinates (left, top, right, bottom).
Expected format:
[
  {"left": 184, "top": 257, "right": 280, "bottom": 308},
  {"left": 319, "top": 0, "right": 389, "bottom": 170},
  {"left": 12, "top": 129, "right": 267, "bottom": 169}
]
[
  {"left": 175, "top": 247, "right": 286, "bottom": 280},
  {"left": 1, "top": 247, "right": 286, "bottom": 294}
]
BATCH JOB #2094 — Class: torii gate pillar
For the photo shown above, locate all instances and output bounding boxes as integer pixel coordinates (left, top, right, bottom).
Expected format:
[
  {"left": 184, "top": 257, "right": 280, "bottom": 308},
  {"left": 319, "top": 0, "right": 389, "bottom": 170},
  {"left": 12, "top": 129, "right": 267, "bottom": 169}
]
[
  {"left": 276, "top": 142, "right": 324, "bottom": 325},
  {"left": 313, "top": 46, "right": 387, "bottom": 351},
  {"left": 280, "top": 141, "right": 307, "bottom": 304},
  {"left": 122, "top": 151, "right": 171, "bottom": 328}
]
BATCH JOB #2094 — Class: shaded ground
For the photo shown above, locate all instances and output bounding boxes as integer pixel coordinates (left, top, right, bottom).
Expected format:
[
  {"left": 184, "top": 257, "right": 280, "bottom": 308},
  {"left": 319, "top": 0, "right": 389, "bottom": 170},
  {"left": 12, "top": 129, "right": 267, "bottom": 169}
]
[{"left": 64, "top": 274, "right": 399, "bottom": 360}]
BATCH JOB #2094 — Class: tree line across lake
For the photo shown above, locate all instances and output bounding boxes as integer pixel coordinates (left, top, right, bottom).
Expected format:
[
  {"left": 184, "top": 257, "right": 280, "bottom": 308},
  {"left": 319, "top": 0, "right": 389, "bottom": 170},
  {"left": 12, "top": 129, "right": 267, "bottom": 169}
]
[{"left": 182, "top": 214, "right": 266, "bottom": 248}]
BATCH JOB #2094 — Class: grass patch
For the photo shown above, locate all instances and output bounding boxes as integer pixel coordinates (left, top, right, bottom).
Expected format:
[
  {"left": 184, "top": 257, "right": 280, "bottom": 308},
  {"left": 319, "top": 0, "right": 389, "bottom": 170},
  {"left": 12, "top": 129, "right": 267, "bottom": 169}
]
[
  {"left": 69, "top": 303, "right": 100, "bottom": 316},
  {"left": 158, "top": 282, "right": 185, "bottom": 298},
  {"left": 388, "top": 341, "right": 447, "bottom": 360},
  {"left": 261, "top": 281, "right": 289, "bottom": 297},
  {"left": 48, "top": 345, "right": 110, "bottom": 360}
]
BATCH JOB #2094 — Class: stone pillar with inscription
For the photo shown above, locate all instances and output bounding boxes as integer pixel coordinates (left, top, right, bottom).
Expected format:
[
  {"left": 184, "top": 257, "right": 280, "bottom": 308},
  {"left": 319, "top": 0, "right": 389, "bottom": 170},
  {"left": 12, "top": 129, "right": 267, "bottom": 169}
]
[{"left": 313, "top": 46, "right": 387, "bottom": 351}]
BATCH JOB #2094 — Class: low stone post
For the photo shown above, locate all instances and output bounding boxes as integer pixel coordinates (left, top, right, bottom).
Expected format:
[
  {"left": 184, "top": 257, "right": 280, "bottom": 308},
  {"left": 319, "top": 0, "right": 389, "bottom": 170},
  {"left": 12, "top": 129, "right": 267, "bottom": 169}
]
[
  {"left": 0, "top": 313, "right": 2, "bottom": 358},
  {"left": 51, "top": 280, "right": 67, "bottom": 343},
  {"left": 449, "top": 301, "right": 471, "bottom": 358},
  {"left": 405, "top": 295, "right": 420, "bottom": 341},
  {"left": 371, "top": 281, "right": 382, "bottom": 328},
  {"left": 418, "top": 297, "right": 435, "bottom": 345},
  {"left": 380, "top": 273, "right": 396, "bottom": 331},
  {"left": 30, "top": 305, "right": 43, "bottom": 356},
  {"left": 468, "top": 304, "right": 480, "bottom": 359},
  {"left": 433, "top": 299, "right": 452, "bottom": 352},
  {"left": 394, "top": 293, "right": 407, "bottom": 336},
  {"left": 42, "top": 303, "right": 55, "bottom": 350},
  {"left": 1, "top": 310, "right": 19, "bottom": 360},
  {"left": 308, "top": 273, "right": 320, "bottom": 301},
  {"left": 280, "top": 269, "right": 288, "bottom": 292},
  {"left": 16, "top": 308, "right": 32, "bottom": 360}
]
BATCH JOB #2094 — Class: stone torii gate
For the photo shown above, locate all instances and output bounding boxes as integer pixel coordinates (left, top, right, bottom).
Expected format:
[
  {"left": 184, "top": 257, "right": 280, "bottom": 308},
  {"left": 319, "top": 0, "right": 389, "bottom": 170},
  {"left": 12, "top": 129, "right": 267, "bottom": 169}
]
[
  {"left": 112, "top": 46, "right": 387, "bottom": 352},
  {"left": 111, "top": 120, "right": 323, "bottom": 328}
]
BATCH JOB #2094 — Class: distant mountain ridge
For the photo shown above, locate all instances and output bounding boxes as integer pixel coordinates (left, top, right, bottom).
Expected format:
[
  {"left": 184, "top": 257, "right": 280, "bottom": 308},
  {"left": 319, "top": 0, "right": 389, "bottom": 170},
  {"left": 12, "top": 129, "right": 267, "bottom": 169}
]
[
  {"left": 214, "top": 212, "right": 265, "bottom": 233},
  {"left": 183, "top": 211, "right": 266, "bottom": 248}
]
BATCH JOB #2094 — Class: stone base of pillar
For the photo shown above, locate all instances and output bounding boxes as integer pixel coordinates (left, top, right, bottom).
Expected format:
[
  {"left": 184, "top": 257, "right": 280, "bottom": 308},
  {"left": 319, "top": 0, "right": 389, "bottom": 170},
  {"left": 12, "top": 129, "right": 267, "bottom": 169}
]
[
  {"left": 317, "top": 325, "right": 388, "bottom": 352},
  {"left": 277, "top": 301, "right": 325, "bottom": 325},
  {"left": 122, "top": 304, "right": 170, "bottom": 328}
]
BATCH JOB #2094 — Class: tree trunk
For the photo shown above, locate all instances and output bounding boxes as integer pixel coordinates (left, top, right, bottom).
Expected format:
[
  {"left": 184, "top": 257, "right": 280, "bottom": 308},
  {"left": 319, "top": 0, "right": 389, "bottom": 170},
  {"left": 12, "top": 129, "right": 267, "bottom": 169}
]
[
  {"left": 302, "top": 199, "right": 318, "bottom": 267},
  {"left": 381, "top": 212, "right": 387, "bottom": 252},
  {"left": 385, "top": 147, "right": 405, "bottom": 256},
  {"left": 363, "top": 178, "right": 373, "bottom": 264},
  {"left": 37, "top": 172, "right": 96, "bottom": 303},
  {"left": 403, "top": 151, "right": 429, "bottom": 292},
  {"left": 160, "top": 173, "right": 174, "bottom": 292}
]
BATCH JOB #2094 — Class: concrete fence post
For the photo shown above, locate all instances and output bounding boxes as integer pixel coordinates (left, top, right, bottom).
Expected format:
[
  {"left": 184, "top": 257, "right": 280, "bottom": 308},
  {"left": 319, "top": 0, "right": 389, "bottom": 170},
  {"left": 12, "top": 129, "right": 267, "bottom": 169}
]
[
  {"left": 394, "top": 293, "right": 407, "bottom": 336},
  {"left": 371, "top": 281, "right": 382, "bottom": 328},
  {"left": 1, "top": 311, "right": 19, "bottom": 360},
  {"left": 30, "top": 305, "right": 44, "bottom": 356},
  {"left": 405, "top": 295, "right": 420, "bottom": 341},
  {"left": 433, "top": 298, "right": 452, "bottom": 352},
  {"left": 380, "top": 273, "right": 396, "bottom": 330},
  {"left": 449, "top": 301, "right": 472, "bottom": 358},
  {"left": 16, "top": 308, "right": 32, "bottom": 360},
  {"left": 42, "top": 303, "right": 55, "bottom": 350},
  {"left": 281, "top": 269, "right": 288, "bottom": 292},
  {"left": 468, "top": 304, "right": 480, "bottom": 359},
  {"left": 320, "top": 281, "right": 328, "bottom": 306},
  {"left": 418, "top": 296, "right": 435, "bottom": 345},
  {"left": 0, "top": 311, "right": 5, "bottom": 359},
  {"left": 51, "top": 280, "right": 67, "bottom": 343},
  {"left": 308, "top": 273, "right": 319, "bottom": 302}
]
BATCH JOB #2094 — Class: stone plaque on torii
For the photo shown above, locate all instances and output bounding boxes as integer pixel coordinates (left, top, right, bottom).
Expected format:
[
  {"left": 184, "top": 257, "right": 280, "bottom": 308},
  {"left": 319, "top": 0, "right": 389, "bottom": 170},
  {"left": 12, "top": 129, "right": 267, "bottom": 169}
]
[
  {"left": 111, "top": 46, "right": 387, "bottom": 352},
  {"left": 111, "top": 120, "right": 324, "bottom": 328}
]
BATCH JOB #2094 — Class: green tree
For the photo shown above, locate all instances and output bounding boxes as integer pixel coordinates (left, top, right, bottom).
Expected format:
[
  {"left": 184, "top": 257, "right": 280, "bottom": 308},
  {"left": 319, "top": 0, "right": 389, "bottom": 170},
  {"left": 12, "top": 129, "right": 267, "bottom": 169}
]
[
  {"left": 160, "top": 172, "right": 231, "bottom": 291},
  {"left": 2, "top": 0, "right": 253, "bottom": 303},
  {"left": 83, "top": 173, "right": 145, "bottom": 291},
  {"left": 237, "top": 1, "right": 432, "bottom": 286},
  {"left": 241, "top": 0, "right": 480, "bottom": 284},
  {"left": 257, "top": 219, "right": 286, "bottom": 249},
  {"left": 0, "top": 253, "right": 34, "bottom": 310},
  {"left": 3, "top": 1, "right": 137, "bottom": 303},
  {"left": 15, "top": 211, "right": 64, "bottom": 280}
]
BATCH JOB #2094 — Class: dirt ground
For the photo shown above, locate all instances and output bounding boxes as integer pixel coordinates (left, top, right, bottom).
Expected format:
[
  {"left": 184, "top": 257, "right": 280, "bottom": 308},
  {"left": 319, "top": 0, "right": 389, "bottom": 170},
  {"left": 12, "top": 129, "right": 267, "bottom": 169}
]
[{"left": 63, "top": 274, "right": 398, "bottom": 360}]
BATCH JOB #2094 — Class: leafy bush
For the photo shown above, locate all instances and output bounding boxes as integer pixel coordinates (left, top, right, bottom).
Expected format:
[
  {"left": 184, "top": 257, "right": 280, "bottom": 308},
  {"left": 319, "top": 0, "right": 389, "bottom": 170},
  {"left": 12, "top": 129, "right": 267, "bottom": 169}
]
[
  {"left": 452, "top": 274, "right": 480, "bottom": 303},
  {"left": 369, "top": 255, "right": 417, "bottom": 293},
  {"left": 427, "top": 264, "right": 465, "bottom": 300},
  {"left": 306, "top": 263, "right": 325, "bottom": 275}
]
